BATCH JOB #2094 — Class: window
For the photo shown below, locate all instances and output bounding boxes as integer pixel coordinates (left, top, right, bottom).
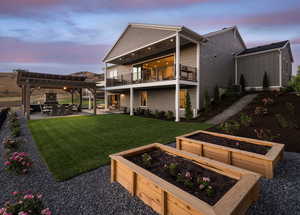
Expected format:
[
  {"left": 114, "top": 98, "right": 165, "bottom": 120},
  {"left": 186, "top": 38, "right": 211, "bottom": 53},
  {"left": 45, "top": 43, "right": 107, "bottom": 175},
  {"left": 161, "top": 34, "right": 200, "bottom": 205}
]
[
  {"left": 109, "top": 70, "right": 118, "bottom": 79},
  {"left": 180, "top": 89, "right": 187, "bottom": 109},
  {"left": 140, "top": 91, "right": 148, "bottom": 107},
  {"left": 133, "top": 66, "right": 142, "bottom": 81},
  {"left": 133, "top": 55, "right": 174, "bottom": 81}
]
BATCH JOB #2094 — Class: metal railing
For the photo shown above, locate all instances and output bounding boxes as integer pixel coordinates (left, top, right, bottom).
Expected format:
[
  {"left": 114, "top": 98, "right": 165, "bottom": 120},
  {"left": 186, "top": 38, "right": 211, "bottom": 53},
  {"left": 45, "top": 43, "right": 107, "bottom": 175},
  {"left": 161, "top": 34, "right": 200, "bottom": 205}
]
[{"left": 106, "top": 64, "right": 197, "bottom": 87}]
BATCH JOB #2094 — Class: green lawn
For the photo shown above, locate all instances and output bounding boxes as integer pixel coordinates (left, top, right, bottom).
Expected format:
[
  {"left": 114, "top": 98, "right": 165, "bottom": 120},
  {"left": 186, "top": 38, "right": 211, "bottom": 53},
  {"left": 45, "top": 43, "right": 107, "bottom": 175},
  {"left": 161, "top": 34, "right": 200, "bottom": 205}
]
[{"left": 29, "top": 114, "right": 211, "bottom": 181}]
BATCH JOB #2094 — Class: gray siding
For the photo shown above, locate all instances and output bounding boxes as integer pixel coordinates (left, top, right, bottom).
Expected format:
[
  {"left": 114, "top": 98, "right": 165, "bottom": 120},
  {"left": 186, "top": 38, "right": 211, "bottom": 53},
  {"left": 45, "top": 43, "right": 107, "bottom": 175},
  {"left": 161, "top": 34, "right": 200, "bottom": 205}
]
[
  {"left": 200, "top": 29, "right": 245, "bottom": 107},
  {"left": 237, "top": 51, "right": 280, "bottom": 87},
  {"left": 106, "top": 26, "right": 176, "bottom": 60},
  {"left": 281, "top": 44, "right": 293, "bottom": 87},
  {"left": 119, "top": 87, "right": 196, "bottom": 117}
]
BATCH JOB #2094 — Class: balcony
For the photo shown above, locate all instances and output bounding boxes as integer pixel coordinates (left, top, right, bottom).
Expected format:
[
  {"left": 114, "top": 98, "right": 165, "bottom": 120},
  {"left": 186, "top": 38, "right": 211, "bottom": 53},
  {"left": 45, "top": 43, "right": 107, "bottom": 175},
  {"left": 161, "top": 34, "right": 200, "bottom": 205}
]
[{"left": 106, "top": 64, "right": 197, "bottom": 87}]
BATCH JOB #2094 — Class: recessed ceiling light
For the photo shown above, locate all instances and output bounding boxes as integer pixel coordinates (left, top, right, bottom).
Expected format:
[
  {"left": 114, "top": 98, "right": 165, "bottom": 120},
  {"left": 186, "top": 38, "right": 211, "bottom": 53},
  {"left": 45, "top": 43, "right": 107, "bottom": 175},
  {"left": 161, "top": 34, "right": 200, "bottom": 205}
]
[
  {"left": 131, "top": 53, "right": 135, "bottom": 56},
  {"left": 170, "top": 39, "right": 174, "bottom": 42},
  {"left": 147, "top": 47, "right": 152, "bottom": 50}
]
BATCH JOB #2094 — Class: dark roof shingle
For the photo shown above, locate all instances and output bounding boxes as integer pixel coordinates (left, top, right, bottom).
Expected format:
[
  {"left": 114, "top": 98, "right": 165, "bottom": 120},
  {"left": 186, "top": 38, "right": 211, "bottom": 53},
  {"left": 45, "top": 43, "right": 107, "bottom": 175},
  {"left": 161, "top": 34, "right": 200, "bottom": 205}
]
[{"left": 238, "top": 40, "right": 289, "bottom": 56}]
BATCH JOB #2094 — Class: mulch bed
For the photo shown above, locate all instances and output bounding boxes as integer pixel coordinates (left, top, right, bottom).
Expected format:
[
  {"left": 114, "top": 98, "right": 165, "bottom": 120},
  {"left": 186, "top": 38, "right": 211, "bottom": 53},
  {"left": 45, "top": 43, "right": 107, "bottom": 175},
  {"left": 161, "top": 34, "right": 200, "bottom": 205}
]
[
  {"left": 209, "top": 92, "right": 300, "bottom": 153},
  {"left": 187, "top": 132, "right": 271, "bottom": 155},
  {"left": 127, "top": 148, "right": 237, "bottom": 205}
]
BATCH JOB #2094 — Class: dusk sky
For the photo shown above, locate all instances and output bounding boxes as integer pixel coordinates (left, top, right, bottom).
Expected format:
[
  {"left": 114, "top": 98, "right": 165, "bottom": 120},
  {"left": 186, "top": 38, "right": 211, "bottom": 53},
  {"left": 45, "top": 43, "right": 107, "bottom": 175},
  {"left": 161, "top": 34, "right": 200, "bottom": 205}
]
[{"left": 0, "top": 0, "right": 299, "bottom": 74}]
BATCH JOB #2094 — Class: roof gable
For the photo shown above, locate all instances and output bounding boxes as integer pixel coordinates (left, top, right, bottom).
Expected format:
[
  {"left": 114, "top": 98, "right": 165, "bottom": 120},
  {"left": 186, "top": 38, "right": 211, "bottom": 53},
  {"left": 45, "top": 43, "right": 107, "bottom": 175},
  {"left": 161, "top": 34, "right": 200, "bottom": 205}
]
[
  {"left": 203, "top": 26, "right": 246, "bottom": 49},
  {"left": 103, "top": 24, "right": 179, "bottom": 62},
  {"left": 238, "top": 40, "right": 289, "bottom": 56}
]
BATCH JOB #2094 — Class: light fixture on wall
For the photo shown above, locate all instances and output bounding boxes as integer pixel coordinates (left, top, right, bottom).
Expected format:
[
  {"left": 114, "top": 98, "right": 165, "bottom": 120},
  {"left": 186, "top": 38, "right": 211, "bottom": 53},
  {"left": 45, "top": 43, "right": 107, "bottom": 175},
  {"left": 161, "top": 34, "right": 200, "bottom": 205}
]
[
  {"left": 170, "top": 38, "right": 174, "bottom": 42},
  {"left": 147, "top": 47, "right": 152, "bottom": 50},
  {"left": 120, "top": 94, "right": 125, "bottom": 97},
  {"left": 63, "top": 86, "right": 67, "bottom": 90}
]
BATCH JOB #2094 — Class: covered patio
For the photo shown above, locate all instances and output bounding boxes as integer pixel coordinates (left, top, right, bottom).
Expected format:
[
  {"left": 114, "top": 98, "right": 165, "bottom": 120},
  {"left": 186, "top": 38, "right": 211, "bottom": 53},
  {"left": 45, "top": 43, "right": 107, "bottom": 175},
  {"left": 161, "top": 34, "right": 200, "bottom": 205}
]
[{"left": 17, "top": 71, "right": 97, "bottom": 120}]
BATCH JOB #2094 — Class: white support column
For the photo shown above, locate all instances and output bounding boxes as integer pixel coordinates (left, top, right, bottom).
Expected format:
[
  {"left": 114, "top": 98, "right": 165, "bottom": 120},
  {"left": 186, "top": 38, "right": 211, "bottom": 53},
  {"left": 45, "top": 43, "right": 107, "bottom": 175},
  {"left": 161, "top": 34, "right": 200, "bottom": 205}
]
[
  {"left": 88, "top": 92, "right": 92, "bottom": 110},
  {"left": 104, "top": 63, "right": 108, "bottom": 109},
  {"left": 196, "top": 41, "right": 200, "bottom": 115},
  {"left": 235, "top": 57, "right": 238, "bottom": 85},
  {"left": 279, "top": 50, "right": 282, "bottom": 87},
  {"left": 130, "top": 87, "right": 134, "bottom": 116},
  {"left": 175, "top": 32, "right": 180, "bottom": 122}
]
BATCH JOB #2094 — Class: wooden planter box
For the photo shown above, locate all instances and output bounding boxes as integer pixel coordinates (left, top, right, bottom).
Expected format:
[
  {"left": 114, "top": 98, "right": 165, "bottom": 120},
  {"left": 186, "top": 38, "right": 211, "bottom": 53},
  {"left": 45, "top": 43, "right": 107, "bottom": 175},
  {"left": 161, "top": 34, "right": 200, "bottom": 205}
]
[
  {"left": 110, "top": 143, "right": 260, "bottom": 215},
  {"left": 176, "top": 130, "right": 284, "bottom": 179}
]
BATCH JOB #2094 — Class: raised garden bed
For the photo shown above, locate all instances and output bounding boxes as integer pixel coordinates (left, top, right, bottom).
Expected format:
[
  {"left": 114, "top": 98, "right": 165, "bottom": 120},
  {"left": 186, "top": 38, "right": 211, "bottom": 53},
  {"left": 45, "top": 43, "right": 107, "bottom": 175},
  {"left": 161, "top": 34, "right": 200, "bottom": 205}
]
[
  {"left": 110, "top": 143, "right": 260, "bottom": 215},
  {"left": 176, "top": 130, "right": 284, "bottom": 178}
]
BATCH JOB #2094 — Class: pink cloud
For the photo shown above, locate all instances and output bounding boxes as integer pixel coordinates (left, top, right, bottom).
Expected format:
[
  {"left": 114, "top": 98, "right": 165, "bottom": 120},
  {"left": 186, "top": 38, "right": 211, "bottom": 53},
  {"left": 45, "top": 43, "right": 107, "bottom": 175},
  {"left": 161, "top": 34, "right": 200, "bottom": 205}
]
[
  {"left": 0, "top": 37, "right": 110, "bottom": 64},
  {"left": 187, "top": 8, "right": 300, "bottom": 28},
  {"left": 0, "top": 0, "right": 226, "bottom": 17}
]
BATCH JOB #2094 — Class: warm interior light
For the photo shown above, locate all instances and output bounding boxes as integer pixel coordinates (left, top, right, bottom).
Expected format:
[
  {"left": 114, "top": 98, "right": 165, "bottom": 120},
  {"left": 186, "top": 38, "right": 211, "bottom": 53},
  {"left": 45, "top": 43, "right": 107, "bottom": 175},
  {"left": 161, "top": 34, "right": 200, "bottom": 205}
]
[
  {"left": 131, "top": 53, "right": 135, "bottom": 56},
  {"left": 147, "top": 47, "right": 152, "bottom": 50},
  {"left": 63, "top": 86, "right": 67, "bottom": 90},
  {"left": 170, "top": 39, "right": 174, "bottom": 42},
  {"left": 120, "top": 94, "right": 125, "bottom": 97}
]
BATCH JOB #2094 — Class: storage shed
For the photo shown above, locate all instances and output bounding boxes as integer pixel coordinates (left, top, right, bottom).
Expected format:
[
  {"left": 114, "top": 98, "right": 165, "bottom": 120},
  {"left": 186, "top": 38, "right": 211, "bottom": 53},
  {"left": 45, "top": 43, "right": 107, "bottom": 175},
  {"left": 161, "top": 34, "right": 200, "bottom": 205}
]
[{"left": 235, "top": 41, "right": 293, "bottom": 90}]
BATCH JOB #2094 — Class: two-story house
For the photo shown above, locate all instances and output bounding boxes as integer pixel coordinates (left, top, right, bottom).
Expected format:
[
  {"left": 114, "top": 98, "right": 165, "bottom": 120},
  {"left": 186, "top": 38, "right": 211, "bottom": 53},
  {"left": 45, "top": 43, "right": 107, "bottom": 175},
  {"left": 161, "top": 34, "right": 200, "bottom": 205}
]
[{"left": 102, "top": 23, "right": 293, "bottom": 121}]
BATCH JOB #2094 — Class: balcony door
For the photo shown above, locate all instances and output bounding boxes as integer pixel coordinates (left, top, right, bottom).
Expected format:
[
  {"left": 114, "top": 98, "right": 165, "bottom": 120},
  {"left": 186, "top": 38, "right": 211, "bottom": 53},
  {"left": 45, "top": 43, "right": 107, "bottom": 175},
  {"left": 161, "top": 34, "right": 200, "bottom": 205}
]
[{"left": 133, "top": 55, "right": 174, "bottom": 82}]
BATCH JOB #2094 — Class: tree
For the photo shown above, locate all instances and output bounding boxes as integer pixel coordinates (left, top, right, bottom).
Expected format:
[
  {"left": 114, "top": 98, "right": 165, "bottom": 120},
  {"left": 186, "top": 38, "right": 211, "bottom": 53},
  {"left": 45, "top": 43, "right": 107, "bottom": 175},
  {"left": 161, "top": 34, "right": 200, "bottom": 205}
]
[
  {"left": 297, "top": 66, "right": 300, "bottom": 75},
  {"left": 204, "top": 89, "right": 210, "bottom": 113},
  {"left": 214, "top": 85, "right": 219, "bottom": 102},
  {"left": 239, "top": 74, "right": 246, "bottom": 92},
  {"left": 263, "top": 72, "right": 269, "bottom": 90},
  {"left": 185, "top": 92, "right": 193, "bottom": 120}
]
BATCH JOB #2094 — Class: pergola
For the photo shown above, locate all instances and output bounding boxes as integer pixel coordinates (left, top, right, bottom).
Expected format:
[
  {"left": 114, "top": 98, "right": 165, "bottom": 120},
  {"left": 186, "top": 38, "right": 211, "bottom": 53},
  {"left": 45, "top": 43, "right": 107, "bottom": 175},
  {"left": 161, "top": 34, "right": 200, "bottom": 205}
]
[{"left": 16, "top": 71, "right": 97, "bottom": 120}]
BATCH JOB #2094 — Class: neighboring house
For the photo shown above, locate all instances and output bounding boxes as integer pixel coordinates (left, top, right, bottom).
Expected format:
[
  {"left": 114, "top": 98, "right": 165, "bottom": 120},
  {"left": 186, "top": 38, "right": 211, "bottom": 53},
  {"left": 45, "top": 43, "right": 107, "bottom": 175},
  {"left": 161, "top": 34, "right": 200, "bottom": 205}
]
[
  {"left": 102, "top": 23, "right": 293, "bottom": 121},
  {"left": 236, "top": 41, "right": 293, "bottom": 90}
]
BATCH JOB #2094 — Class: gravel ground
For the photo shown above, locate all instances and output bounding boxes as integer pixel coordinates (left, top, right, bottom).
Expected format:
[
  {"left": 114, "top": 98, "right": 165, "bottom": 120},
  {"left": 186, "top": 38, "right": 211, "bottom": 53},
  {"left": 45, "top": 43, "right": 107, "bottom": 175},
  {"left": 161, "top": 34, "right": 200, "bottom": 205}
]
[{"left": 1, "top": 114, "right": 300, "bottom": 215}]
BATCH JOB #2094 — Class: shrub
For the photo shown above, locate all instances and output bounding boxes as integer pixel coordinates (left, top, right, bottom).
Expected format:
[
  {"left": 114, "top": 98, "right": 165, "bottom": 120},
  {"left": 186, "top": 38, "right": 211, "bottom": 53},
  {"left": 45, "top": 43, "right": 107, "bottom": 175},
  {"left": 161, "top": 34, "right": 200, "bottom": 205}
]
[
  {"left": 288, "top": 74, "right": 300, "bottom": 93},
  {"left": 240, "top": 113, "right": 252, "bottom": 127},
  {"left": 159, "top": 111, "right": 166, "bottom": 119},
  {"left": 4, "top": 152, "right": 33, "bottom": 175},
  {"left": 239, "top": 74, "right": 246, "bottom": 92},
  {"left": 144, "top": 109, "right": 152, "bottom": 117},
  {"left": 261, "top": 97, "right": 274, "bottom": 106},
  {"left": 254, "top": 128, "right": 277, "bottom": 141},
  {"left": 154, "top": 110, "right": 160, "bottom": 118},
  {"left": 3, "top": 138, "right": 20, "bottom": 151},
  {"left": 166, "top": 111, "right": 174, "bottom": 120},
  {"left": 254, "top": 106, "right": 268, "bottom": 116},
  {"left": 11, "top": 127, "right": 21, "bottom": 138},
  {"left": 214, "top": 85, "right": 220, "bottom": 103},
  {"left": 204, "top": 90, "right": 210, "bottom": 113},
  {"left": 185, "top": 92, "right": 193, "bottom": 120},
  {"left": 219, "top": 120, "right": 240, "bottom": 134},
  {"left": 141, "top": 153, "right": 152, "bottom": 168},
  {"left": 285, "top": 102, "right": 295, "bottom": 115},
  {"left": 123, "top": 107, "right": 127, "bottom": 114},
  {"left": 263, "top": 72, "right": 269, "bottom": 90},
  {"left": 0, "top": 191, "right": 52, "bottom": 215},
  {"left": 275, "top": 114, "right": 289, "bottom": 128}
]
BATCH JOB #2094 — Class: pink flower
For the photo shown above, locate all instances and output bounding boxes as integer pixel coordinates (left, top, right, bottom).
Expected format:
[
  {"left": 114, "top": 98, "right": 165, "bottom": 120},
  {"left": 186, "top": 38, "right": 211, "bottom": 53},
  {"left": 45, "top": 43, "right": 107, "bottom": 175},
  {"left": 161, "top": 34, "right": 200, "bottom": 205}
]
[
  {"left": 4, "top": 161, "right": 11, "bottom": 166},
  {"left": 23, "top": 194, "right": 34, "bottom": 199},
  {"left": 37, "top": 194, "right": 43, "bottom": 199},
  {"left": 199, "top": 184, "right": 205, "bottom": 190},
  {"left": 0, "top": 208, "right": 6, "bottom": 214},
  {"left": 41, "top": 208, "right": 51, "bottom": 215},
  {"left": 203, "top": 177, "right": 210, "bottom": 182},
  {"left": 185, "top": 171, "right": 192, "bottom": 179},
  {"left": 12, "top": 191, "right": 19, "bottom": 196},
  {"left": 18, "top": 212, "right": 29, "bottom": 215}
]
